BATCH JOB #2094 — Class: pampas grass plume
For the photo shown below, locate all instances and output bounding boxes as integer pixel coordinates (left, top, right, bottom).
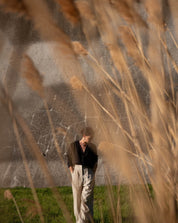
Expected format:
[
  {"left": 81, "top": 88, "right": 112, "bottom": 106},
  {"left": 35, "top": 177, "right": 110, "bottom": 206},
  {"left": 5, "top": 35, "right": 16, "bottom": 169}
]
[
  {"left": 72, "top": 41, "right": 88, "bottom": 56},
  {"left": 21, "top": 55, "right": 44, "bottom": 98},
  {"left": 55, "top": 0, "right": 80, "bottom": 24},
  {"left": 4, "top": 189, "right": 13, "bottom": 200},
  {"left": 119, "top": 26, "right": 143, "bottom": 67},
  {"left": 0, "top": 0, "right": 29, "bottom": 18},
  {"left": 144, "top": 0, "right": 163, "bottom": 26},
  {"left": 110, "top": 0, "right": 147, "bottom": 27},
  {"left": 56, "top": 126, "right": 67, "bottom": 136},
  {"left": 75, "top": 0, "right": 96, "bottom": 26},
  {"left": 4, "top": 189, "right": 24, "bottom": 223},
  {"left": 70, "top": 75, "right": 83, "bottom": 90}
]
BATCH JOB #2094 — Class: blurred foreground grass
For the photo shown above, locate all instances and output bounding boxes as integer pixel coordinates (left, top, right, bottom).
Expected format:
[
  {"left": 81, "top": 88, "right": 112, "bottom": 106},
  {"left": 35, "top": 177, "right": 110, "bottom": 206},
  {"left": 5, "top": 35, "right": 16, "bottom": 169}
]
[{"left": 0, "top": 185, "right": 153, "bottom": 223}]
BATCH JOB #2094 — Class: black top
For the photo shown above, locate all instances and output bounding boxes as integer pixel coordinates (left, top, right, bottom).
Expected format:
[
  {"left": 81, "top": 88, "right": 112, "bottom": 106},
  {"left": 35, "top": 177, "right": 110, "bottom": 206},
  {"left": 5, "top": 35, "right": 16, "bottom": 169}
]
[{"left": 67, "top": 141, "right": 98, "bottom": 169}]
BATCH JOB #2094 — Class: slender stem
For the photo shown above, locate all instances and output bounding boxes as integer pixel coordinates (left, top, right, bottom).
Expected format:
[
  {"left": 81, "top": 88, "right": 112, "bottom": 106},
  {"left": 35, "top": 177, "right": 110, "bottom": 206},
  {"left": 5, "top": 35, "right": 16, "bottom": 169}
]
[{"left": 12, "top": 197, "right": 24, "bottom": 223}]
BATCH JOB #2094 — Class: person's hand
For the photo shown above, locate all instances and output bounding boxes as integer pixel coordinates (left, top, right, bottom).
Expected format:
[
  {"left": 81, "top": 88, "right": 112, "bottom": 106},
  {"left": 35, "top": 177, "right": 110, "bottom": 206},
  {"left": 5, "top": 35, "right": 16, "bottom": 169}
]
[{"left": 69, "top": 166, "right": 74, "bottom": 174}]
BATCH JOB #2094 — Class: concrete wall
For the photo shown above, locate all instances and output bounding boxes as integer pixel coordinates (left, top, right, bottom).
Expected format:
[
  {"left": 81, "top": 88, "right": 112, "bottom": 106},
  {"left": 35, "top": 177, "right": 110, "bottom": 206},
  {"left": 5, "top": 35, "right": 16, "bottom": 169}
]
[{"left": 0, "top": 0, "right": 177, "bottom": 187}]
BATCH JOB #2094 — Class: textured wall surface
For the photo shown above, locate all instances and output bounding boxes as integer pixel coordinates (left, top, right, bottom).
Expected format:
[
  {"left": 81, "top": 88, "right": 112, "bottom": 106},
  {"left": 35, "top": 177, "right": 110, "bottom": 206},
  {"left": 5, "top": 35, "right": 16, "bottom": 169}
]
[{"left": 0, "top": 0, "right": 177, "bottom": 187}]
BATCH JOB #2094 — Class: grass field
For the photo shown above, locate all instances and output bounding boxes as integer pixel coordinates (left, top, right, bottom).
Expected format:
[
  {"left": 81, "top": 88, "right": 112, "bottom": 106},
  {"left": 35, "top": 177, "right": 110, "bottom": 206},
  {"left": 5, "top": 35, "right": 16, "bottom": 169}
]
[{"left": 0, "top": 185, "right": 151, "bottom": 223}]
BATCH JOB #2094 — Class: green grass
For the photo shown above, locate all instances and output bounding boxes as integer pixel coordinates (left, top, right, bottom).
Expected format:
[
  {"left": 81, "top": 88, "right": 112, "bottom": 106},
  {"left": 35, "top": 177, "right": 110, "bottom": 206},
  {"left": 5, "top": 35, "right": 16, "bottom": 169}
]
[{"left": 0, "top": 185, "right": 153, "bottom": 223}]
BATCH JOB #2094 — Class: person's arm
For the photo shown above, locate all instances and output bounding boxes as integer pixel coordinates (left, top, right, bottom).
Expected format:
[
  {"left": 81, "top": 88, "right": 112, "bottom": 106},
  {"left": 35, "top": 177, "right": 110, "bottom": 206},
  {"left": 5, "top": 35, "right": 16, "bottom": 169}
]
[
  {"left": 67, "top": 143, "right": 73, "bottom": 173},
  {"left": 93, "top": 163, "right": 97, "bottom": 174},
  {"left": 69, "top": 166, "right": 74, "bottom": 174},
  {"left": 90, "top": 143, "right": 98, "bottom": 174}
]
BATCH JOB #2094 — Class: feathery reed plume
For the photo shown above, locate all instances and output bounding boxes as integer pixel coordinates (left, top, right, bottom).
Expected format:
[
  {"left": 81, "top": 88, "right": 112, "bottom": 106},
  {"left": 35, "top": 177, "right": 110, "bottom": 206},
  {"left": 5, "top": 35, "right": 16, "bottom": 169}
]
[
  {"left": 75, "top": 0, "right": 99, "bottom": 58},
  {"left": 144, "top": 0, "right": 163, "bottom": 26},
  {"left": 21, "top": 54, "right": 44, "bottom": 98},
  {"left": 119, "top": 26, "right": 144, "bottom": 68},
  {"left": 93, "top": 1, "right": 128, "bottom": 73},
  {"left": 105, "top": 171, "right": 117, "bottom": 222},
  {"left": 75, "top": 0, "right": 96, "bottom": 26},
  {"left": 0, "top": 0, "right": 29, "bottom": 18},
  {"left": 109, "top": 0, "right": 147, "bottom": 28},
  {"left": 4, "top": 189, "right": 24, "bottom": 223},
  {"left": 23, "top": 0, "right": 84, "bottom": 83},
  {"left": 55, "top": 0, "right": 80, "bottom": 24},
  {"left": 56, "top": 126, "right": 67, "bottom": 136},
  {"left": 4, "top": 189, "right": 13, "bottom": 200},
  {"left": 72, "top": 41, "right": 88, "bottom": 56},
  {"left": 70, "top": 75, "right": 83, "bottom": 90},
  {"left": 23, "top": 0, "right": 72, "bottom": 48}
]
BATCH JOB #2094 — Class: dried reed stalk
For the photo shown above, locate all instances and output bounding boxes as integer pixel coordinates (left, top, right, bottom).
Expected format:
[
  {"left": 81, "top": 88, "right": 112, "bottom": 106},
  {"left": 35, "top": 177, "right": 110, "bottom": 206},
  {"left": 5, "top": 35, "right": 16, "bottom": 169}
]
[
  {"left": 92, "top": 2, "right": 153, "bottom": 153},
  {"left": 15, "top": 113, "right": 73, "bottom": 223},
  {"left": 160, "top": 38, "right": 178, "bottom": 74},
  {"left": 1, "top": 0, "right": 178, "bottom": 222},
  {"left": 90, "top": 1, "right": 177, "bottom": 222},
  {"left": 42, "top": 99, "right": 71, "bottom": 178},
  {"left": 105, "top": 170, "right": 117, "bottom": 223},
  {"left": 77, "top": 44, "right": 151, "bottom": 134},
  {"left": 25, "top": 200, "right": 39, "bottom": 219},
  {"left": 21, "top": 54, "right": 71, "bottom": 183},
  {"left": 101, "top": 79, "right": 151, "bottom": 172},
  {"left": 0, "top": 87, "right": 73, "bottom": 223},
  {"left": 94, "top": 0, "right": 145, "bottom": 114},
  {"left": 70, "top": 76, "right": 152, "bottom": 168},
  {"left": 167, "top": 28, "right": 178, "bottom": 49},
  {"left": 9, "top": 102, "right": 45, "bottom": 222},
  {"left": 144, "top": 9, "right": 178, "bottom": 220},
  {"left": 4, "top": 189, "right": 24, "bottom": 223}
]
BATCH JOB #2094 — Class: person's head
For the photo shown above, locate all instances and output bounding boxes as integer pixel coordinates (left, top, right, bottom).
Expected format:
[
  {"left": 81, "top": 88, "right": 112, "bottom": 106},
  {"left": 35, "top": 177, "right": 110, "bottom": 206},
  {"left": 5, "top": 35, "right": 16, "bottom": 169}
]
[{"left": 80, "top": 127, "right": 94, "bottom": 145}]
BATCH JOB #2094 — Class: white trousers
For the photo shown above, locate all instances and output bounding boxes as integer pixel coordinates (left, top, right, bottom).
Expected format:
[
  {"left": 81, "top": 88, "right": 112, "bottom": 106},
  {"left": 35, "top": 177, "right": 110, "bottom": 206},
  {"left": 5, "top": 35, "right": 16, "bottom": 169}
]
[{"left": 72, "top": 165, "right": 95, "bottom": 223}]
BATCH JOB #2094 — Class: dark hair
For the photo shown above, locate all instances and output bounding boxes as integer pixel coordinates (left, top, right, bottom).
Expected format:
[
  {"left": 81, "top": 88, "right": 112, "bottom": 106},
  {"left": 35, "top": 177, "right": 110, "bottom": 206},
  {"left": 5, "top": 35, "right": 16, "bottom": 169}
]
[{"left": 81, "top": 127, "right": 94, "bottom": 137}]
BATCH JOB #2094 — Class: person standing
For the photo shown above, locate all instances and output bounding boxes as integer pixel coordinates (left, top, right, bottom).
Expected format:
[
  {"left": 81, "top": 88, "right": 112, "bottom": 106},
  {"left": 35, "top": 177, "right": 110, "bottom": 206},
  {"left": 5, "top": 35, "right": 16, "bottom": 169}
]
[{"left": 67, "top": 127, "right": 98, "bottom": 223}]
